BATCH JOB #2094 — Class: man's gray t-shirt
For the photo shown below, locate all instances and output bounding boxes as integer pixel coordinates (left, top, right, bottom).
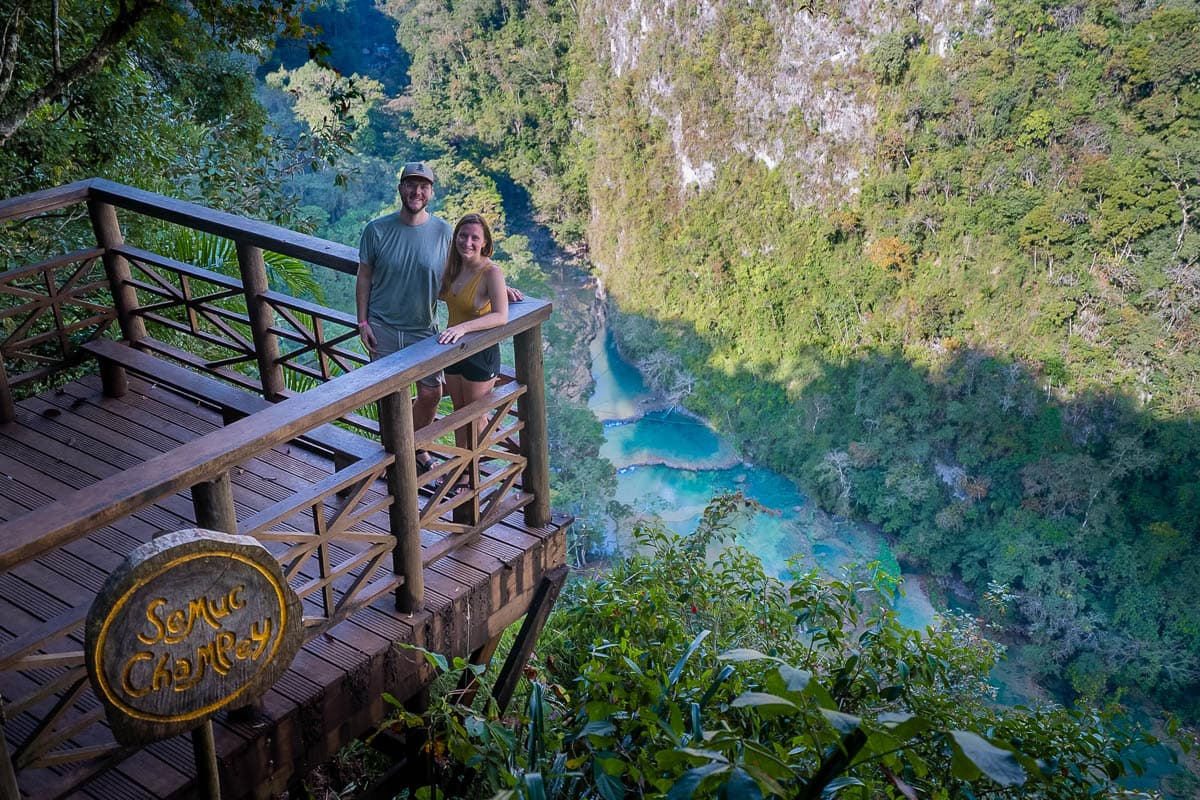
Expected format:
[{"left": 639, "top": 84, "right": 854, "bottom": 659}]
[{"left": 358, "top": 213, "right": 452, "bottom": 334}]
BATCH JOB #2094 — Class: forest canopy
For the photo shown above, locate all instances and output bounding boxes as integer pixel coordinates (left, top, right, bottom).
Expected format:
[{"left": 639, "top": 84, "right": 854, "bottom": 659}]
[{"left": 0, "top": 0, "right": 338, "bottom": 221}]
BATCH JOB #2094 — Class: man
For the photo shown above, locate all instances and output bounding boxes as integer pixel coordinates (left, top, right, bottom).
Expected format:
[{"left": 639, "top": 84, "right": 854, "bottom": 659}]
[
  {"left": 357, "top": 161, "right": 450, "bottom": 473},
  {"left": 357, "top": 161, "right": 520, "bottom": 473}
]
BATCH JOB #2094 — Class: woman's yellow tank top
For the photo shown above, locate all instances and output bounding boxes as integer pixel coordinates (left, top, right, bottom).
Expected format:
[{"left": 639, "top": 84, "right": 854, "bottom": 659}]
[{"left": 444, "top": 268, "right": 491, "bottom": 326}]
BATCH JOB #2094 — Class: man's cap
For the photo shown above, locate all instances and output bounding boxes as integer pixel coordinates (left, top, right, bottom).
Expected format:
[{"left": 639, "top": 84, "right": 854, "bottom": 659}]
[{"left": 400, "top": 162, "right": 436, "bottom": 185}]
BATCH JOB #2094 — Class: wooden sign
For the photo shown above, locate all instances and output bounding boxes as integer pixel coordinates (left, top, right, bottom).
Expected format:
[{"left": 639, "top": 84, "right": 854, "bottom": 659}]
[{"left": 85, "top": 529, "right": 303, "bottom": 745}]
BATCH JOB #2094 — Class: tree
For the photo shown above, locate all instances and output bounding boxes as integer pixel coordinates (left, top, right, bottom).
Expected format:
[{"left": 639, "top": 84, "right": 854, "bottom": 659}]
[{"left": 0, "top": 0, "right": 315, "bottom": 146}]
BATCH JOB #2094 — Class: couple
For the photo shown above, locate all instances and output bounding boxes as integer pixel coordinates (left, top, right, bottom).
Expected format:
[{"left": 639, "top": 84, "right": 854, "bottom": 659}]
[{"left": 355, "top": 161, "right": 519, "bottom": 494}]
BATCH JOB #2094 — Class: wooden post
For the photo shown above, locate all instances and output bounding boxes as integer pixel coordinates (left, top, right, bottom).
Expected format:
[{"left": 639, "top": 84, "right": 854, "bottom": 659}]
[
  {"left": 452, "top": 411, "right": 481, "bottom": 527},
  {"left": 190, "top": 719, "right": 221, "bottom": 800},
  {"left": 514, "top": 324, "right": 550, "bottom": 527},
  {"left": 235, "top": 242, "right": 285, "bottom": 402},
  {"left": 378, "top": 391, "right": 424, "bottom": 613},
  {"left": 0, "top": 702, "right": 21, "bottom": 800},
  {"left": 97, "top": 355, "right": 129, "bottom": 398},
  {"left": 0, "top": 359, "right": 14, "bottom": 424},
  {"left": 491, "top": 565, "right": 568, "bottom": 713},
  {"left": 86, "top": 200, "right": 146, "bottom": 343},
  {"left": 192, "top": 473, "right": 237, "bottom": 533}
]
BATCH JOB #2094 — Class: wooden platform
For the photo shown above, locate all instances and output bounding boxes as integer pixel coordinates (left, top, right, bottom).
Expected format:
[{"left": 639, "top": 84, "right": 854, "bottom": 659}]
[{"left": 0, "top": 374, "right": 570, "bottom": 799}]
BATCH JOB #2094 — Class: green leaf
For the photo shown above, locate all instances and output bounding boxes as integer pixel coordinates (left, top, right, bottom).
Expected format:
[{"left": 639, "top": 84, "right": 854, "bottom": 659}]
[
  {"left": 669, "top": 629, "right": 712, "bottom": 691},
  {"left": 718, "top": 648, "right": 777, "bottom": 663},
  {"left": 778, "top": 664, "right": 814, "bottom": 692},
  {"left": 700, "top": 665, "right": 736, "bottom": 708},
  {"left": 394, "top": 643, "right": 447, "bottom": 672},
  {"left": 740, "top": 740, "right": 795, "bottom": 782},
  {"left": 731, "top": 692, "right": 799, "bottom": 710},
  {"left": 581, "top": 720, "right": 616, "bottom": 737},
  {"left": 595, "top": 760, "right": 626, "bottom": 800},
  {"left": 819, "top": 709, "right": 862, "bottom": 734},
  {"left": 690, "top": 701, "right": 703, "bottom": 739},
  {"left": 948, "top": 731, "right": 1026, "bottom": 786},
  {"left": 805, "top": 681, "right": 838, "bottom": 710},
  {"left": 524, "top": 773, "right": 547, "bottom": 800},
  {"left": 718, "top": 767, "right": 763, "bottom": 799},
  {"left": 822, "top": 776, "right": 865, "bottom": 796},
  {"left": 667, "top": 761, "right": 729, "bottom": 800},
  {"left": 879, "top": 712, "right": 931, "bottom": 742},
  {"left": 678, "top": 746, "right": 729, "bottom": 760}
]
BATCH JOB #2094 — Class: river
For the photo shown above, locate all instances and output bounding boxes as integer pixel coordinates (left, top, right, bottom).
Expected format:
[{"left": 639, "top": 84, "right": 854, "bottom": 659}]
[{"left": 587, "top": 326, "right": 938, "bottom": 631}]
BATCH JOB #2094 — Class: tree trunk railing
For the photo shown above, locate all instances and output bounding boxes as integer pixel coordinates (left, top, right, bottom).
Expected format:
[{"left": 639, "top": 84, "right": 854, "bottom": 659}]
[{"left": 0, "top": 180, "right": 554, "bottom": 789}]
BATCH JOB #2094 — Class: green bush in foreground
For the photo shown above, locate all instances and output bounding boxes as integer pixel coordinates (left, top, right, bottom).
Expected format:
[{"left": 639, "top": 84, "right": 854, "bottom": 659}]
[{"left": 394, "top": 495, "right": 1178, "bottom": 799}]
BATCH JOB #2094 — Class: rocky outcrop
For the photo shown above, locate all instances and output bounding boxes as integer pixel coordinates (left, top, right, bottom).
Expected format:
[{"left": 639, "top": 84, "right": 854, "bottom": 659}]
[{"left": 589, "top": 0, "right": 977, "bottom": 204}]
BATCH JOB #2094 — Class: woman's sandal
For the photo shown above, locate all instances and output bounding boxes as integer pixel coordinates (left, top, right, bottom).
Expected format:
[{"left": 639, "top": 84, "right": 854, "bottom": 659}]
[
  {"left": 437, "top": 475, "right": 470, "bottom": 498},
  {"left": 415, "top": 450, "right": 433, "bottom": 475}
]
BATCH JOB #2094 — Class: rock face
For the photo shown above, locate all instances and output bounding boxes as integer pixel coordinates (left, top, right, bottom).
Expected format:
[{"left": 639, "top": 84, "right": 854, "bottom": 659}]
[{"left": 587, "top": 0, "right": 976, "bottom": 204}]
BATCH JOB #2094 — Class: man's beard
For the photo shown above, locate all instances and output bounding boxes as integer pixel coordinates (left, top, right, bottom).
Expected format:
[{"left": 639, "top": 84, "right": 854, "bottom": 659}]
[{"left": 403, "top": 197, "right": 427, "bottom": 215}]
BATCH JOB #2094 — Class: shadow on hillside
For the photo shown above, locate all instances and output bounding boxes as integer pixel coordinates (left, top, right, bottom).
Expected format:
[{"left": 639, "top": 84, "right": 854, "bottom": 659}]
[{"left": 607, "top": 307, "right": 1200, "bottom": 717}]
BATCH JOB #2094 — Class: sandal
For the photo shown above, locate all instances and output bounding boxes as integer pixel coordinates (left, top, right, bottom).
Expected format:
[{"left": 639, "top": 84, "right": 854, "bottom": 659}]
[{"left": 415, "top": 450, "right": 433, "bottom": 475}]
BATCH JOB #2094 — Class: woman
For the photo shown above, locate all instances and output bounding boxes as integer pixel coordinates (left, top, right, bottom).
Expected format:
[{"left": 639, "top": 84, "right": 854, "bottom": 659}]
[{"left": 436, "top": 213, "right": 510, "bottom": 494}]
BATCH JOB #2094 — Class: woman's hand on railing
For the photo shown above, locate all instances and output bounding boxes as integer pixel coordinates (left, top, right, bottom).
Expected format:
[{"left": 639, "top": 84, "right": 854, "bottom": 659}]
[{"left": 437, "top": 324, "right": 469, "bottom": 344}]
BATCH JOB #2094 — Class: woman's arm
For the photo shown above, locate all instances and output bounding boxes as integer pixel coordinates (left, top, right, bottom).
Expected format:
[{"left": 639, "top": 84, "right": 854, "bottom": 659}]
[{"left": 436, "top": 264, "right": 510, "bottom": 343}]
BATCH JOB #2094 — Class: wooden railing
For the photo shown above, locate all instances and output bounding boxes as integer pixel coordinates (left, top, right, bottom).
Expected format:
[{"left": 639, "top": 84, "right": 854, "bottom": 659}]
[{"left": 0, "top": 180, "right": 553, "bottom": 789}]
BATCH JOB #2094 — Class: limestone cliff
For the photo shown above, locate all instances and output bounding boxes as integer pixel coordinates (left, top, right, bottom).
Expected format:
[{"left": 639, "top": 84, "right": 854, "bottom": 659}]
[{"left": 582, "top": 0, "right": 976, "bottom": 204}]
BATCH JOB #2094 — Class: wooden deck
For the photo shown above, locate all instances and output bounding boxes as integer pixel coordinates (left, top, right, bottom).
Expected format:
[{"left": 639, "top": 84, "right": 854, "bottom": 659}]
[{"left": 0, "top": 374, "right": 569, "bottom": 799}]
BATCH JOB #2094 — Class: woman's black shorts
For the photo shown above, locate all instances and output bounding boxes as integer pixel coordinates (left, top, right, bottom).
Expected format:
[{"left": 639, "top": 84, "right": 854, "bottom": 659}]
[{"left": 445, "top": 343, "right": 500, "bottom": 382}]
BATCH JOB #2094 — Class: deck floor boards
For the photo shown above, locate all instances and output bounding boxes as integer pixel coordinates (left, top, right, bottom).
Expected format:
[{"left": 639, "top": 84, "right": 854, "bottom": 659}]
[{"left": 0, "top": 375, "right": 570, "bottom": 799}]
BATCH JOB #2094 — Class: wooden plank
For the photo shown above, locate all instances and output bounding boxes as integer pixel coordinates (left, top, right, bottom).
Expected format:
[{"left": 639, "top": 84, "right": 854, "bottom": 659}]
[
  {"left": 0, "top": 181, "right": 94, "bottom": 223},
  {"left": 83, "top": 338, "right": 379, "bottom": 460},
  {"left": 0, "top": 427, "right": 195, "bottom": 534},
  {"left": 31, "top": 392, "right": 205, "bottom": 458},
  {"left": 69, "top": 375, "right": 223, "bottom": 438},
  {"left": 87, "top": 180, "right": 360, "bottom": 276}
]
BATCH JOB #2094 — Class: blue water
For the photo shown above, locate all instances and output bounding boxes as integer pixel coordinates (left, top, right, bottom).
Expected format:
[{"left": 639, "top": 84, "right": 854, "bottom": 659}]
[
  {"left": 588, "top": 329, "right": 936, "bottom": 631},
  {"left": 602, "top": 410, "right": 739, "bottom": 470}
]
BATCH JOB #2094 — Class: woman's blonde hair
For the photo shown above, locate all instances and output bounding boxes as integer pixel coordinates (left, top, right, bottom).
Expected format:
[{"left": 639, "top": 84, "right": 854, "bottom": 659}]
[{"left": 441, "top": 213, "right": 494, "bottom": 298}]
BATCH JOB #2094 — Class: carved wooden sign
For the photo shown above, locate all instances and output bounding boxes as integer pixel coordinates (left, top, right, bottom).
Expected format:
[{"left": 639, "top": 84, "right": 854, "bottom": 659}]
[{"left": 85, "top": 529, "right": 303, "bottom": 745}]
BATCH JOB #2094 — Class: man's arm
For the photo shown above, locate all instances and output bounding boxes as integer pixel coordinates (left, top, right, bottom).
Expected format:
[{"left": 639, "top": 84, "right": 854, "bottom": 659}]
[{"left": 355, "top": 260, "right": 377, "bottom": 355}]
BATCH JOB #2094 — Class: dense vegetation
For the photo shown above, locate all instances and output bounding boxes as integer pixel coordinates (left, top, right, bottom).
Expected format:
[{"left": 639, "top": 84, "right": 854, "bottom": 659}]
[
  {"left": 588, "top": 0, "right": 1200, "bottom": 722},
  {"left": 0, "top": 0, "right": 347, "bottom": 222},
  {"left": 394, "top": 496, "right": 1174, "bottom": 798}
]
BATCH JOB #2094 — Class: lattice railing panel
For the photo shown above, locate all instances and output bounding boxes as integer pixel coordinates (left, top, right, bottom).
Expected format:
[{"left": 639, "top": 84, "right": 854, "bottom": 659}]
[
  {"left": 263, "top": 290, "right": 367, "bottom": 384},
  {"left": 416, "top": 381, "right": 530, "bottom": 542},
  {"left": 0, "top": 249, "right": 115, "bottom": 389},
  {"left": 119, "top": 247, "right": 258, "bottom": 376},
  {"left": 0, "top": 454, "right": 402, "bottom": 779},
  {"left": 239, "top": 450, "right": 400, "bottom": 635}
]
